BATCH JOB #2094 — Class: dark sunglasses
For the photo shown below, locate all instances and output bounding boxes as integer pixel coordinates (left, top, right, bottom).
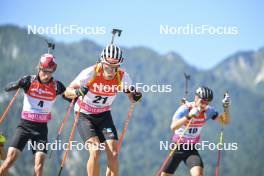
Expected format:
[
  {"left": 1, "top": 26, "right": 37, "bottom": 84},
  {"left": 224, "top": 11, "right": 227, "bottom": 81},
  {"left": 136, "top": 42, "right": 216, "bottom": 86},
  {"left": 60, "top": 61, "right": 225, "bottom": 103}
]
[
  {"left": 200, "top": 99, "right": 209, "bottom": 105},
  {"left": 40, "top": 68, "right": 54, "bottom": 74}
]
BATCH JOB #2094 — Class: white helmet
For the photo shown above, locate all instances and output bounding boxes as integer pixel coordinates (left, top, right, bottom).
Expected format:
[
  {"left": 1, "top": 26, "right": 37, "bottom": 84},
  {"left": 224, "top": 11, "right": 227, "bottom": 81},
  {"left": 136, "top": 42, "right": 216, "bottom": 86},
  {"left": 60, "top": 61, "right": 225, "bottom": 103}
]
[
  {"left": 195, "top": 86, "right": 213, "bottom": 102},
  {"left": 100, "top": 44, "right": 123, "bottom": 65}
]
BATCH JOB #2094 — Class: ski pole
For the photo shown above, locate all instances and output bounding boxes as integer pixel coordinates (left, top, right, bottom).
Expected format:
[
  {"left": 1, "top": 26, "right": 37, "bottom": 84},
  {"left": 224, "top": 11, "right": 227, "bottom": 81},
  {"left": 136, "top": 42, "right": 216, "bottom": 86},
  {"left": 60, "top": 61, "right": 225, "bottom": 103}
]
[
  {"left": 181, "top": 73, "right": 190, "bottom": 104},
  {"left": 117, "top": 102, "right": 136, "bottom": 154},
  {"left": 49, "top": 99, "right": 75, "bottom": 159},
  {"left": 111, "top": 29, "right": 122, "bottom": 44},
  {"left": 155, "top": 119, "right": 193, "bottom": 176},
  {"left": 57, "top": 97, "right": 83, "bottom": 176},
  {"left": 215, "top": 119, "right": 224, "bottom": 176},
  {"left": 215, "top": 92, "right": 229, "bottom": 176},
  {"left": 184, "top": 73, "right": 190, "bottom": 99},
  {"left": 0, "top": 88, "right": 20, "bottom": 125},
  {"left": 45, "top": 40, "right": 55, "bottom": 54}
]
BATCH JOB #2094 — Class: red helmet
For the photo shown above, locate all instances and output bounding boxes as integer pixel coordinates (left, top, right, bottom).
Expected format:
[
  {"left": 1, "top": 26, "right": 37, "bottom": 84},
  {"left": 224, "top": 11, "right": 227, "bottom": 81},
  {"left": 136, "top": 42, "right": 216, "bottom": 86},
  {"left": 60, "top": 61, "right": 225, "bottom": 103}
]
[{"left": 39, "top": 54, "right": 57, "bottom": 72}]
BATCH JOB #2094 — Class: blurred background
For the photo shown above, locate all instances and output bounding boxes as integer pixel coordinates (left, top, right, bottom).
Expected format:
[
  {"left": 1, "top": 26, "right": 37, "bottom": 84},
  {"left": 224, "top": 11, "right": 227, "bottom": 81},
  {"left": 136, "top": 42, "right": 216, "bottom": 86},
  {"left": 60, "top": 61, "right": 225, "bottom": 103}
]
[{"left": 0, "top": 0, "right": 263, "bottom": 175}]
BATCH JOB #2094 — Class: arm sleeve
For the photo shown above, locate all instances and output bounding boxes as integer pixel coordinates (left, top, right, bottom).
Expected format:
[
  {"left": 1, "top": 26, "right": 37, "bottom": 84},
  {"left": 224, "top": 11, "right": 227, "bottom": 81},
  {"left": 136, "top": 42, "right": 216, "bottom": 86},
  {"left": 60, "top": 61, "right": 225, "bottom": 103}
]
[
  {"left": 56, "top": 81, "right": 66, "bottom": 95},
  {"left": 5, "top": 75, "right": 31, "bottom": 92},
  {"left": 73, "top": 67, "right": 95, "bottom": 87},
  {"left": 172, "top": 105, "right": 189, "bottom": 121},
  {"left": 206, "top": 106, "right": 219, "bottom": 121}
]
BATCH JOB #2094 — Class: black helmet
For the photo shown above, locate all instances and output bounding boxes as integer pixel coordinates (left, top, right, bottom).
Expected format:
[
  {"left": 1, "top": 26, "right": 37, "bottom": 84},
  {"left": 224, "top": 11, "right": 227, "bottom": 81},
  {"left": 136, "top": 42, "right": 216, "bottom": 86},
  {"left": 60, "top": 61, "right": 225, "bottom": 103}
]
[{"left": 195, "top": 86, "right": 213, "bottom": 102}]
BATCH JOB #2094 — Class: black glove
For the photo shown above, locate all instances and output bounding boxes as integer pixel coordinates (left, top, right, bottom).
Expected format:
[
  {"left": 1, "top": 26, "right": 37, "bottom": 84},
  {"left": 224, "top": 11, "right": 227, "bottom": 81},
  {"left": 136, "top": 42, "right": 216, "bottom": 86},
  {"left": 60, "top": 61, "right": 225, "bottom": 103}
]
[
  {"left": 132, "top": 91, "right": 142, "bottom": 102},
  {"left": 5, "top": 76, "right": 30, "bottom": 92},
  {"left": 75, "top": 86, "right": 89, "bottom": 97},
  {"left": 5, "top": 82, "right": 20, "bottom": 92}
]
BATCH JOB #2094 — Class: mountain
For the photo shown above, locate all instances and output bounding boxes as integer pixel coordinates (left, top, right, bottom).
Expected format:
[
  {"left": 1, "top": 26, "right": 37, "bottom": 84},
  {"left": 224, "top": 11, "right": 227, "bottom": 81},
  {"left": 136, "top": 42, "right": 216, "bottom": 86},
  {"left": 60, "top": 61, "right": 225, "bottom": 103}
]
[
  {"left": 213, "top": 49, "right": 264, "bottom": 95},
  {"left": 0, "top": 25, "right": 263, "bottom": 176}
]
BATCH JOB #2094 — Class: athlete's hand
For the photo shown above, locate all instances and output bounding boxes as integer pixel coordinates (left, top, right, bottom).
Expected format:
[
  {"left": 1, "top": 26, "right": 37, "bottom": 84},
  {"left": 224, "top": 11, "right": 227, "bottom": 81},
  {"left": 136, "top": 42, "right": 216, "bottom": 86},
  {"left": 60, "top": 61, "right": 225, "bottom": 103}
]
[
  {"left": 222, "top": 93, "right": 230, "bottom": 108},
  {"left": 187, "top": 107, "right": 200, "bottom": 119},
  {"left": 132, "top": 91, "right": 142, "bottom": 102},
  {"left": 4, "top": 76, "right": 29, "bottom": 92},
  {"left": 75, "top": 86, "right": 89, "bottom": 97}
]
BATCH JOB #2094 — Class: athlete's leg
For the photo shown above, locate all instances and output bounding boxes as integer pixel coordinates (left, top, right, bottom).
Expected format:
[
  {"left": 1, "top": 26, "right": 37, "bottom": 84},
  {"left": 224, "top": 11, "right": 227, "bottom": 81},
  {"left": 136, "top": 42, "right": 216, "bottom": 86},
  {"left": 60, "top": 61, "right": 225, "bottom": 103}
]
[
  {"left": 105, "top": 139, "right": 119, "bottom": 176},
  {"left": 161, "top": 145, "right": 186, "bottom": 176},
  {"left": 0, "top": 145, "right": 6, "bottom": 160},
  {"left": 185, "top": 150, "right": 204, "bottom": 176},
  {"left": 189, "top": 166, "right": 203, "bottom": 176},
  {"left": 161, "top": 172, "right": 173, "bottom": 176},
  {"left": 77, "top": 112, "right": 102, "bottom": 176},
  {"left": 86, "top": 136, "right": 101, "bottom": 176},
  {"left": 34, "top": 152, "right": 46, "bottom": 176},
  {"left": 0, "top": 147, "right": 21, "bottom": 175},
  {"left": 0, "top": 121, "right": 30, "bottom": 175}
]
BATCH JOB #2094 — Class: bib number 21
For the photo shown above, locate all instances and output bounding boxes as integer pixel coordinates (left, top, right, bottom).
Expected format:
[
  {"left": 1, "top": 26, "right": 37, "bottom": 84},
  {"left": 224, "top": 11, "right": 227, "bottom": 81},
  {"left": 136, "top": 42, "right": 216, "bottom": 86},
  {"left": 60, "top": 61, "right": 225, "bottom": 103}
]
[{"left": 92, "top": 96, "right": 108, "bottom": 104}]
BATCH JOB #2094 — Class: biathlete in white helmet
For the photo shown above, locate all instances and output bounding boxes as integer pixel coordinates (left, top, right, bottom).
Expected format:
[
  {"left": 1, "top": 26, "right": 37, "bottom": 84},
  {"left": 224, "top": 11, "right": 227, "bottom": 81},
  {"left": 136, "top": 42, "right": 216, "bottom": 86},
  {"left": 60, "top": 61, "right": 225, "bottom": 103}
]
[{"left": 64, "top": 43, "right": 142, "bottom": 176}]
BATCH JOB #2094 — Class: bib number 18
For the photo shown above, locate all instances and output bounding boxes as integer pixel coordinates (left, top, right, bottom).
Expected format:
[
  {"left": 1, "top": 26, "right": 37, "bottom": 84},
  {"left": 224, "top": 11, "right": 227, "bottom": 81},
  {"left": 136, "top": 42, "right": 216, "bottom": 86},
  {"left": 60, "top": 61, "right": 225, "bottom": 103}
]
[{"left": 189, "top": 128, "right": 198, "bottom": 134}]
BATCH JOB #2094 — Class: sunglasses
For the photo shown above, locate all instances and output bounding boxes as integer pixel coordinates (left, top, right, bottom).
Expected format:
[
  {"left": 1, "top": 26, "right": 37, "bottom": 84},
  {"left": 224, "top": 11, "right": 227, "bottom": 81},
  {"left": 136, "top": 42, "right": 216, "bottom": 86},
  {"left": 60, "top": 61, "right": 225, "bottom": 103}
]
[
  {"left": 200, "top": 99, "right": 209, "bottom": 105},
  {"left": 102, "top": 63, "right": 119, "bottom": 72},
  {"left": 40, "top": 68, "right": 54, "bottom": 74}
]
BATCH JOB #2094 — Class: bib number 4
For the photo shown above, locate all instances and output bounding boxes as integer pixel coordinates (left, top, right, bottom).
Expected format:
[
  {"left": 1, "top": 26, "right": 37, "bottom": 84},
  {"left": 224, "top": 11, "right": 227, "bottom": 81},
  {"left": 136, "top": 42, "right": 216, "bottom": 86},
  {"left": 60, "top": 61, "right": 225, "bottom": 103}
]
[{"left": 38, "top": 101, "right": 44, "bottom": 108}]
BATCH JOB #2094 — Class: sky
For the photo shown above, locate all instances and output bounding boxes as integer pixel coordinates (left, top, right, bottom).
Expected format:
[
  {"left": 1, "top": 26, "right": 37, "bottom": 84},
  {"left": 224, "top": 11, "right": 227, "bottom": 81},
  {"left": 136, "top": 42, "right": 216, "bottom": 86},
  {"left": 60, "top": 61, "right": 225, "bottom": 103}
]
[{"left": 0, "top": 0, "right": 263, "bottom": 69}]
